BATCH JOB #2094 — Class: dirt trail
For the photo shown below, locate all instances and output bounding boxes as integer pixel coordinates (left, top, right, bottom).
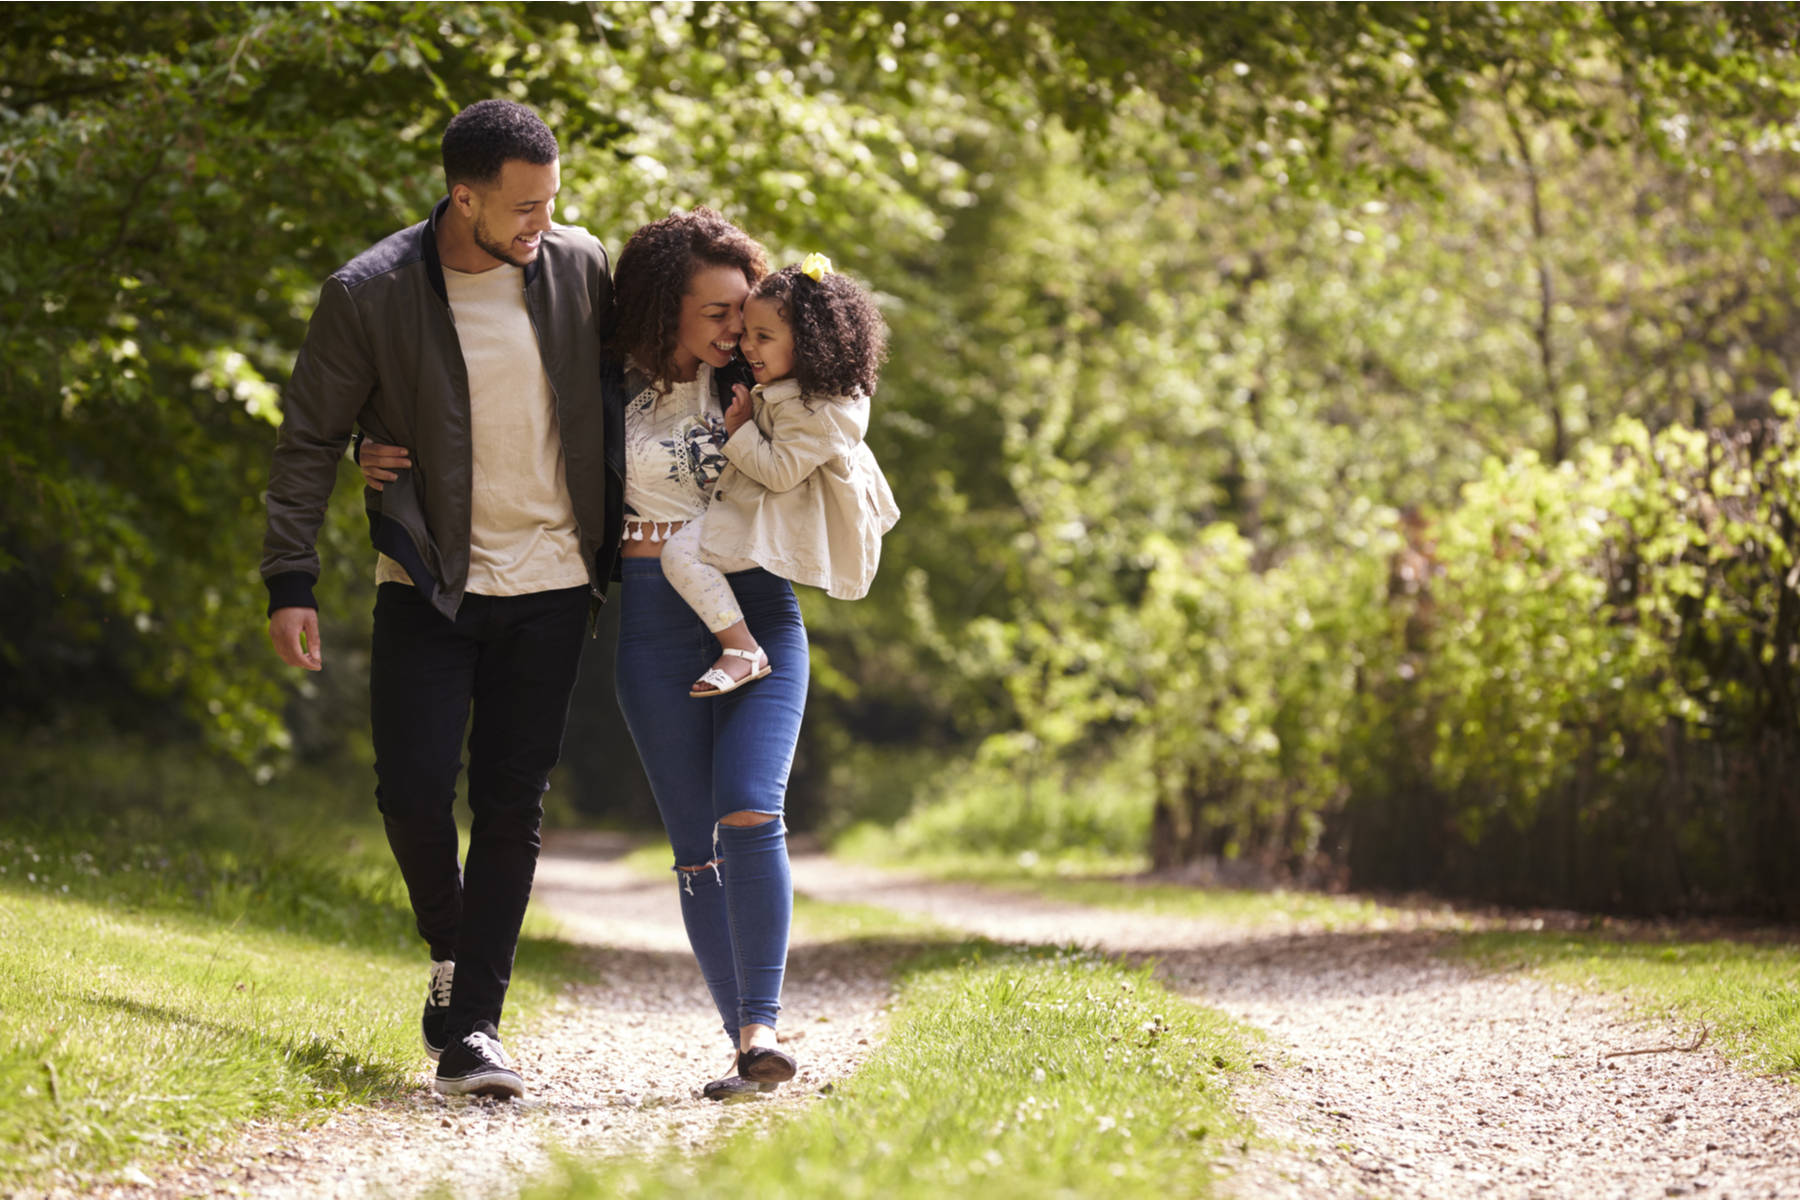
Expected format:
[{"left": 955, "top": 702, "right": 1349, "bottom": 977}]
[
  {"left": 791, "top": 856, "right": 1800, "bottom": 1200},
  {"left": 84, "top": 833, "right": 894, "bottom": 1200},
  {"left": 71, "top": 841, "right": 1800, "bottom": 1200}
]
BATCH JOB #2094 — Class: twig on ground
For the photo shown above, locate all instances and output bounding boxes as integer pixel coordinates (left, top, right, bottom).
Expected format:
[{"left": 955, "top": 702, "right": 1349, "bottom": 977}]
[{"left": 1600, "top": 1024, "right": 1710, "bottom": 1059}]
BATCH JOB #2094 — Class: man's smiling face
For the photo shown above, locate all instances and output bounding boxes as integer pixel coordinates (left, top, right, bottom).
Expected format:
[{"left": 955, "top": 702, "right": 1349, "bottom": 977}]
[{"left": 460, "top": 158, "right": 559, "bottom": 269}]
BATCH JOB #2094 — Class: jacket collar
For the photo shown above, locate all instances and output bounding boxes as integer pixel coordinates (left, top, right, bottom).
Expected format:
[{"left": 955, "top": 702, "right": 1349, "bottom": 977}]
[
  {"left": 422, "top": 199, "right": 451, "bottom": 305},
  {"left": 421, "top": 197, "right": 542, "bottom": 305},
  {"left": 753, "top": 378, "right": 803, "bottom": 403}
]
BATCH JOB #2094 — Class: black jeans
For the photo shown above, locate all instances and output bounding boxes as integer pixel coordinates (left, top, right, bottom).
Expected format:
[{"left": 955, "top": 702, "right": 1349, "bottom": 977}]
[{"left": 369, "top": 582, "right": 589, "bottom": 1040}]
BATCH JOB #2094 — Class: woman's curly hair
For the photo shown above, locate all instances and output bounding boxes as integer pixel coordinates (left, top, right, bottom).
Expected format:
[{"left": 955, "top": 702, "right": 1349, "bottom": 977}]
[
  {"left": 750, "top": 265, "right": 888, "bottom": 400},
  {"left": 607, "top": 207, "right": 768, "bottom": 390}
]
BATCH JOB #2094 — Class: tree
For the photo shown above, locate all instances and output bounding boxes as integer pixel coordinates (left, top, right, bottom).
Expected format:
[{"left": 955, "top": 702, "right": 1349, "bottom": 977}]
[{"left": 4, "top": 0, "right": 1797, "bottom": 876}]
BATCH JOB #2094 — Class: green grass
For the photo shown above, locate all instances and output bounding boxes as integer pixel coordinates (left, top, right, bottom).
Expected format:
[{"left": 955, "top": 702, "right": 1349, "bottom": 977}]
[
  {"left": 834, "top": 823, "right": 1149, "bottom": 879},
  {"left": 851, "top": 840, "right": 1800, "bottom": 1082},
  {"left": 1010, "top": 875, "right": 1399, "bottom": 930},
  {"left": 786, "top": 894, "right": 948, "bottom": 943},
  {"left": 1459, "top": 930, "right": 1800, "bottom": 1076},
  {"left": 833, "top": 831, "right": 1396, "bottom": 932},
  {"left": 619, "top": 838, "right": 678, "bottom": 881},
  {"left": 520, "top": 940, "right": 1258, "bottom": 1200},
  {"left": 543, "top": 834, "right": 1263, "bottom": 1197},
  {"left": 825, "top": 745, "right": 1157, "bottom": 865},
  {"left": 0, "top": 735, "right": 587, "bottom": 1191},
  {"left": 0, "top": 891, "right": 422, "bottom": 1180},
  {"left": 623, "top": 833, "right": 952, "bottom": 945}
]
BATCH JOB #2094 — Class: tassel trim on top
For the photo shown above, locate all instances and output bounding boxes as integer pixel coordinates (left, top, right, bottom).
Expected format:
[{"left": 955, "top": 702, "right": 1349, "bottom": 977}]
[{"left": 624, "top": 519, "right": 687, "bottom": 543}]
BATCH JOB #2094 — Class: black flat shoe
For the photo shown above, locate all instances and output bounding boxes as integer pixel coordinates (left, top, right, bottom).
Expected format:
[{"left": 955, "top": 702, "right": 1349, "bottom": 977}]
[
  {"left": 702, "top": 1074, "right": 778, "bottom": 1102},
  {"left": 737, "top": 1045, "right": 797, "bottom": 1084}
]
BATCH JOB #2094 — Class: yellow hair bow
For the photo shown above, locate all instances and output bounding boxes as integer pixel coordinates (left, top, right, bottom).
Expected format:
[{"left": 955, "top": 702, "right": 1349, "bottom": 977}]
[{"left": 801, "top": 252, "right": 833, "bottom": 282}]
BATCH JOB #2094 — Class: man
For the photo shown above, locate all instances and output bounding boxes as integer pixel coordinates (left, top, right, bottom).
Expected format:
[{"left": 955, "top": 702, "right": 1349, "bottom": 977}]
[{"left": 262, "top": 99, "right": 621, "bottom": 1099}]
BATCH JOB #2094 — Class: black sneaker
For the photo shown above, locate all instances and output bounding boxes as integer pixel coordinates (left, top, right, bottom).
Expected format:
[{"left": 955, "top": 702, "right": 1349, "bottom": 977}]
[
  {"left": 433, "top": 1022, "right": 523, "bottom": 1099},
  {"left": 422, "top": 959, "right": 454, "bottom": 1062}
]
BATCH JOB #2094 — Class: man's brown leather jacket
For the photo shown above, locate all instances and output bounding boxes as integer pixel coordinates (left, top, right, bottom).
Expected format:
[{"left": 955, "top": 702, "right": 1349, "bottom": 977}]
[{"left": 261, "top": 199, "right": 622, "bottom": 622}]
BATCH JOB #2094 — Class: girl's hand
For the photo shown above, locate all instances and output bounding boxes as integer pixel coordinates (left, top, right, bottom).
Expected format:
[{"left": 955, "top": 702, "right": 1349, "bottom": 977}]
[
  {"left": 724, "top": 383, "right": 753, "bottom": 437},
  {"left": 360, "top": 440, "right": 412, "bottom": 492}
]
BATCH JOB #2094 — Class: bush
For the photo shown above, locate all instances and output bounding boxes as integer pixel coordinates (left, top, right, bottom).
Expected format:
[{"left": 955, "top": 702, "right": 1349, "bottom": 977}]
[
  {"left": 1146, "top": 401, "right": 1800, "bottom": 915},
  {"left": 834, "top": 738, "right": 1156, "bottom": 867}
]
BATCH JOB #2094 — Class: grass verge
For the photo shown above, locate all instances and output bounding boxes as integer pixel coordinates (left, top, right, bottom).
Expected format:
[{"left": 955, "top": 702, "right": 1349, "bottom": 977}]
[
  {"left": 840, "top": 838, "right": 1800, "bottom": 1081},
  {"left": 0, "top": 735, "right": 588, "bottom": 1192},
  {"left": 833, "top": 830, "right": 1396, "bottom": 932},
  {"left": 1458, "top": 930, "right": 1800, "bottom": 1076},
  {"left": 623, "top": 835, "right": 950, "bottom": 944},
  {"left": 518, "top": 939, "right": 1258, "bottom": 1200}
]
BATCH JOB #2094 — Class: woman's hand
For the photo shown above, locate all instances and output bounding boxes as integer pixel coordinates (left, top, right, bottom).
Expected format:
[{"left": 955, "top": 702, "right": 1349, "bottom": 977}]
[
  {"left": 360, "top": 440, "right": 412, "bottom": 492},
  {"left": 724, "top": 383, "right": 753, "bottom": 438}
]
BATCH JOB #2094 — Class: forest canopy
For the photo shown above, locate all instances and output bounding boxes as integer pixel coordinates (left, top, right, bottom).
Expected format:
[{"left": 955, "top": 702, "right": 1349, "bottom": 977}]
[{"left": 4, "top": 1, "right": 1799, "bottom": 913}]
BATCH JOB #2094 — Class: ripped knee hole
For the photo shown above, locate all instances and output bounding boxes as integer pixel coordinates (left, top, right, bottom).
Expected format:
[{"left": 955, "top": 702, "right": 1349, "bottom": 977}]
[{"left": 716, "top": 811, "right": 779, "bottom": 828}]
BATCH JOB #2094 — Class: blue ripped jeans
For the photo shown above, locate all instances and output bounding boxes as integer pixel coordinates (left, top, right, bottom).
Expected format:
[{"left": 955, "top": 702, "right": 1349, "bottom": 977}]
[{"left": 614, "top": 557, "right": 807, "bottom": 1046}]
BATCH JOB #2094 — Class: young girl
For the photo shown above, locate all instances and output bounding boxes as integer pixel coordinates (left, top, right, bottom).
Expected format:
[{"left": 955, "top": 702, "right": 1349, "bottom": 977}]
[{"left": 661, "top": 254, "right": 900, "bottom": 697}]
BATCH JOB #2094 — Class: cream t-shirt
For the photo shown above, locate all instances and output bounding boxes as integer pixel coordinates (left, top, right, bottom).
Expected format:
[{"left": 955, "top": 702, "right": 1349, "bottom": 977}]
[{"left": 377, "top": 264, "right": 588, "bottom": 596}]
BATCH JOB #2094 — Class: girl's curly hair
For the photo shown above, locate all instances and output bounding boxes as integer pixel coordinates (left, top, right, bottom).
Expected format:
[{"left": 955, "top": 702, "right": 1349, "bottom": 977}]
[
  {"left": 750, "top": 265, "right": 887, "bottom": 400},
  {"left": 607, "top": 207, "right": 768, "bottom": 389}
]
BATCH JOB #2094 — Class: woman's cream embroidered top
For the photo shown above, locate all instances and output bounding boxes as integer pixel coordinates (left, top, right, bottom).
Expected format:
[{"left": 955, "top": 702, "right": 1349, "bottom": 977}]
[{"left": 621, "top": 362, "right": 729, "bottom": 532}]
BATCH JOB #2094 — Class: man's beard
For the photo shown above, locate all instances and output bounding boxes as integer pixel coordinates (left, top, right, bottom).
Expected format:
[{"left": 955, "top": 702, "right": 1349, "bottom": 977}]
[{"left": 473, "top": 216, "right": 534, "bottom": 268}]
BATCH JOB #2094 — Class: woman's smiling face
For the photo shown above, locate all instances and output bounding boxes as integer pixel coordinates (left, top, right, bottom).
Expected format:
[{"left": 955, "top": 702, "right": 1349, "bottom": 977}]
[
  {"left": 741, "top": 296, "right": 795, "bottom": 385},
  {"left": 670, "top": 263, "right": 751, "bottom": 381}
]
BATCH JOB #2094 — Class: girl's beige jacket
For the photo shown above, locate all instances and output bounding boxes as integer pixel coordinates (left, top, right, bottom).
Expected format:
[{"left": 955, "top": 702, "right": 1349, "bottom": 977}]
[{"left": 701, "top": 378, "right": 899, "bottom": 600}]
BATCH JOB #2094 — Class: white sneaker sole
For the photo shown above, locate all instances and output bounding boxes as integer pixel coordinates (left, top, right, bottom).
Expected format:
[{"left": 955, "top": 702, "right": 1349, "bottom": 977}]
[{"left": 432, "top": 1069, "right": 524, "bottom": 1099}]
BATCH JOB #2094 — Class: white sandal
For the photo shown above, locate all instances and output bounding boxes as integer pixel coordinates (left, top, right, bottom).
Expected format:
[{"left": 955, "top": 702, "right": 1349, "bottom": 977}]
[{"left": 689, "top": 647, "right": 772, "bottom": 698}]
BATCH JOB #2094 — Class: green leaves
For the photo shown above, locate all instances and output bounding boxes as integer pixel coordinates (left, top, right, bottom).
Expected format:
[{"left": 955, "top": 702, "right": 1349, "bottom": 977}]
[{"left": 5, "top": 0, "right": 1800, "bottom": 917}]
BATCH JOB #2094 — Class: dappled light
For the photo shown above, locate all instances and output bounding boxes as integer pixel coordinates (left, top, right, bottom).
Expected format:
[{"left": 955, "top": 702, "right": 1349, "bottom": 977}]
[{"left": 7, "top": 3, "right": 1800, "bottom": 1195}]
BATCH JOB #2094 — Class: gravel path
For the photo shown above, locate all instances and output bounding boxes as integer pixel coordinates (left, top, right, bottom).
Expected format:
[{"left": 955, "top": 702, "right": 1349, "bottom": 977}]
[
  {"left": 79, "top": 832, "right": 895, "bottom": 1200},
  {"left": 58, "top": 842, "right": 1800, "bottom": 1200},
  {"left": 790, "top": 856, "right": 1800, "bottom": 1200}
]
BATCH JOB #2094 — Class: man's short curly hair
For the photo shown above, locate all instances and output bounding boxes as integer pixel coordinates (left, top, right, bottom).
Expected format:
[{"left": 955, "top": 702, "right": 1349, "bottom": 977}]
[
  {"left": 749, "top": 265, "right": 888, "bottom": 400},
  {"left": 442, "top": 100, "right": 558, "bottom": 189},
  {"left": 607, "top": 208, "right": 768, "bottom": 389}
]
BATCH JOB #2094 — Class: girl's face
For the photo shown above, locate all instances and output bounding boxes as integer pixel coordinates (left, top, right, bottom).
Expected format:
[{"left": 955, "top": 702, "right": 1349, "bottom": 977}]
[
  {"left": 742, "top": 296, "right": 796, "bottom": 385},
  {"left": 670, "top": 263, "right": 751, "bottom": 381}
]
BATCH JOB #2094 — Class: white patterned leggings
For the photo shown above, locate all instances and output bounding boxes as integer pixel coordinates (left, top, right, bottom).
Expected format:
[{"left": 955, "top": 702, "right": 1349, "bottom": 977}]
[{"left": 662, "top": 516, "right": 760, "bottom": 634}]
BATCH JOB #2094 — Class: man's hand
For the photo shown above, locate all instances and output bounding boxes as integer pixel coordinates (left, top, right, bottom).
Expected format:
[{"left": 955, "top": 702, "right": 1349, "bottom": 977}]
[
  {"left": 725, "top": 384, "right": 753, "bottom": 437},
  {"left": 269, "top": 606, "right": 323, "bottom": 670},
  {"left": 360, "top": 440, "right": 412, "bottom": 492}
]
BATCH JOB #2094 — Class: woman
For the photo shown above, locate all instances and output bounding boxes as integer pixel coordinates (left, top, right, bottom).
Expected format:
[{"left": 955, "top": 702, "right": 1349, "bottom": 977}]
[{"left": 362, "top": 208, "right": 804, "bottom": 1100}]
